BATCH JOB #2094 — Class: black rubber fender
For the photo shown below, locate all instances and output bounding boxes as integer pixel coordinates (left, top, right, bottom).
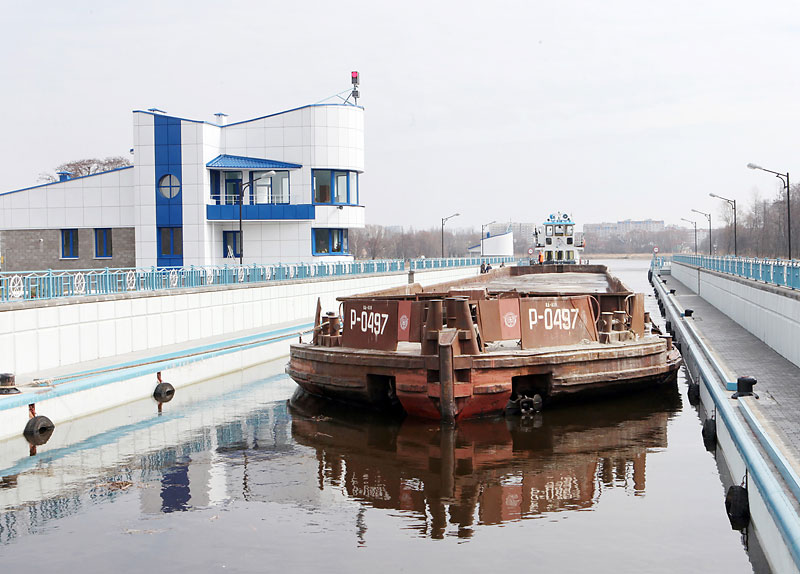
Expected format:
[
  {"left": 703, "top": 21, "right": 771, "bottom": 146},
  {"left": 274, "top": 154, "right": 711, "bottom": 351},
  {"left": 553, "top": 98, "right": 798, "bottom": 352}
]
[
  {"left": 702, "top": 418, "right": 717, "bottom": 451},
  {"left": 725, "top": 485, "right": 750, "bottom": 530},
  {"left": 23, "top": 415, "right": 55, "bottom": 446},
  {"left": 153, "top": 382, "right": 175, "bottom": 403}
]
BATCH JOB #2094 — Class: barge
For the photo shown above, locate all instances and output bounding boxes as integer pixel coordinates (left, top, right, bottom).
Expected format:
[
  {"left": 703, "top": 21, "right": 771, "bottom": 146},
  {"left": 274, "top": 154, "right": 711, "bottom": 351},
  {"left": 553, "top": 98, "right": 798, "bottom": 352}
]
[{"left": 287, "top": 215, "right": 681, "bottom": 422}]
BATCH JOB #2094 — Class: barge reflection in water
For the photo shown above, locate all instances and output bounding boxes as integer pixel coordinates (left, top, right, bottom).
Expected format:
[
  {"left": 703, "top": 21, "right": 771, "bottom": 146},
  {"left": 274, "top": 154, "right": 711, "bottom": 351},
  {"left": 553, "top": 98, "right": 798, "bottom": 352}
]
[{"left": 289, "top": 383, "right": 681, "bottom": 538}]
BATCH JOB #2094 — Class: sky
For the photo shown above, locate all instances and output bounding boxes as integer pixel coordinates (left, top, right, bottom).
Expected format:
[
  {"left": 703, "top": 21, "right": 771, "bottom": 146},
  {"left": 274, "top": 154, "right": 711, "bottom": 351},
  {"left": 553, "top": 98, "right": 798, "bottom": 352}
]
[{"left": 1, "top": 0, "right": 799, "bottom": 231}]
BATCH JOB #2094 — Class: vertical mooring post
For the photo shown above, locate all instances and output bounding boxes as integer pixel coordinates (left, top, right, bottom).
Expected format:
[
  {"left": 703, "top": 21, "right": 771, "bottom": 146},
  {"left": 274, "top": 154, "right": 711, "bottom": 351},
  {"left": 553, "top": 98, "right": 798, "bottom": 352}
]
[
  {"left": 440, "top": 424, "right": 455, "bottom": 499},
  {"left": 438, "top": 328, "right": 458, "bottom": 425}
]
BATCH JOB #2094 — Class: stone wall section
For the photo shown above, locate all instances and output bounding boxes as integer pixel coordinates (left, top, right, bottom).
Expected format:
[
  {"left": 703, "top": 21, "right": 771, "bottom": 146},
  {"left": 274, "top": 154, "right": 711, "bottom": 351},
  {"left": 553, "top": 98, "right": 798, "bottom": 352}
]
[{"left": 0, "top": 228, "right": 135, "bottom": 272}]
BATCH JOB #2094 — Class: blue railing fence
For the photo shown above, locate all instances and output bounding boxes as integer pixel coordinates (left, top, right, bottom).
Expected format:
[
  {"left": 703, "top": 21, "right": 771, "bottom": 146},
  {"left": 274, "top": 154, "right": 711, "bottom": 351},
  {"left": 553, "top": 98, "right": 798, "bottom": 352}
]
[
  {"left": 0, "top": 256, "right": 514, "bottom": 303},
  {"left": 672, "top": 254, "right": 800, "bottom": 290}
]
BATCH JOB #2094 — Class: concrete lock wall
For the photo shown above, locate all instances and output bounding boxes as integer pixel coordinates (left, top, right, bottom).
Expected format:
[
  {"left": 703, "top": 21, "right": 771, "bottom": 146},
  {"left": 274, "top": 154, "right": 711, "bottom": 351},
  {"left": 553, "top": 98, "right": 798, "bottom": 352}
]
[
  {"left": 672, "top": 262, "right": 800, "bottom": 368},
  {"left": 0, "top": 266, "right": 480, "bottom": 376}
]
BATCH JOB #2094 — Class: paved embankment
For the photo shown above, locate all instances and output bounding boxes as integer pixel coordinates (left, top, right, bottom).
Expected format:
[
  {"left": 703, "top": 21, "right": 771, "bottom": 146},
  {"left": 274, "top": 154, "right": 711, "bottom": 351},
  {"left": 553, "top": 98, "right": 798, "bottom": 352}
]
[{"left": 663, "top": 272, "right": 800, "bottom": 470}]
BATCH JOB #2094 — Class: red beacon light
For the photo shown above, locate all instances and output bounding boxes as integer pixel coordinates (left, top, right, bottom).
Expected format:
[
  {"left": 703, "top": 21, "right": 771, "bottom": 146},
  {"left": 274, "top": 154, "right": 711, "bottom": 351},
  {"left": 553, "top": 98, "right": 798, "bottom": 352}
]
[{"left": 351, "top": 71, "right": 360, "bottom": 85}]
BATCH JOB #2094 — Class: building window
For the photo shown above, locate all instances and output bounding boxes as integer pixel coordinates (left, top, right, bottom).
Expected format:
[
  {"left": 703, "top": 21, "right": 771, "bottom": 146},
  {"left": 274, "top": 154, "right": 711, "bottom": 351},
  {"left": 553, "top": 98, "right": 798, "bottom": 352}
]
[
  {"left": 95, "top": 229, "right": 112, "bottom": 258},
  {"left": 61, "top": 229, "right": 79, "bottom": 259},
  {"left": 312, "top": 228, "right": 349, "bottom": 255},
  {"left": 224, "top": 171, "right": 242, "bottom": 205},
  {"left": 223, "top": 231, "right": 241, "bottom": 258},
  {"left": 313, "top": 170, "right": 357, "bottom": 204},
  {"left": 159, "top": 227, "right": 183, "bottom": 256},
  {"left": 158, "top": 174, "right": 181, "bottom": 199},
  {"left": 252, "top": 171, "right": 290, "bottom": 204}
]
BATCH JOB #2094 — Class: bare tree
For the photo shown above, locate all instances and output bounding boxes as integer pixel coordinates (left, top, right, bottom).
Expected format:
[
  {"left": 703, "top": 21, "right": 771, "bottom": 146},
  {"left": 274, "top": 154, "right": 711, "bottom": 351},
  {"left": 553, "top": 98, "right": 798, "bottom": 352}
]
[{"left": 38, "top": 156, "right": 132, "bottom": 183}]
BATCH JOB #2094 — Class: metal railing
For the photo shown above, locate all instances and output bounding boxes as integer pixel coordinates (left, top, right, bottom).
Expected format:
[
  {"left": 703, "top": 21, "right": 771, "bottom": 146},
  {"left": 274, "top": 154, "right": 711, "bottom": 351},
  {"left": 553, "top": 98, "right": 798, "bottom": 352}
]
[
  {"left": 674, "top": 254, "right": 800, "bottom": 290},
  {"left": 0, "top": 256, "right": 514, "bottom": 303},
  {"left": 408, "top": 256, "right": 512, "bottom": 270}
]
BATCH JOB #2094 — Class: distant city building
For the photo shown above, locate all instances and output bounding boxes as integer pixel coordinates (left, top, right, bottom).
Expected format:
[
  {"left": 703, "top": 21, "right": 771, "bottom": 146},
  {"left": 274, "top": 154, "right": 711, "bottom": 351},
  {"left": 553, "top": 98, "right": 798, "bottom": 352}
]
[
  {"left": 467, "top": 223, "right": 514, "bottom": 257},
  {"left": 584, "top": 219, "right": 665, "bottom": 236}
]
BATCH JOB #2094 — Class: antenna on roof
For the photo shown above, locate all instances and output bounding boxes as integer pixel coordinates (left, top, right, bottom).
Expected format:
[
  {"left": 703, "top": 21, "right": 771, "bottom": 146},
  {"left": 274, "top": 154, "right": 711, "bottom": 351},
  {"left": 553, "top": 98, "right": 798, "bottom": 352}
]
[
  {"left": 342, "top": 71, "right": 360, "bottom": 106},
  {"left": 315, "top": 72, "right": 362, "bottom": 106}
]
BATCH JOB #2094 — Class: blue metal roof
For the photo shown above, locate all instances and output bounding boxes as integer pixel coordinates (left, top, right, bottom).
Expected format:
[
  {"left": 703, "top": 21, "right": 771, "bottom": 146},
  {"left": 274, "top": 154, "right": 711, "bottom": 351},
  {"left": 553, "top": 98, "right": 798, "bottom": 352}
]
[{"left": 206, "top": 155, "right": 302, "bottom": 170}]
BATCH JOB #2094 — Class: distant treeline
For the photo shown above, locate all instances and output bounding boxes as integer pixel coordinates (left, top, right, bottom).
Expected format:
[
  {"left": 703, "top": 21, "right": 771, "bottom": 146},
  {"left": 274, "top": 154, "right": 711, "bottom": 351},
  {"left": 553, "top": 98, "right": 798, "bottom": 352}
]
[
  {"left": 353, "top": 184, "right": 799, "bottom": 258},
  {"left": 584, "top": 184, "right": 799, "bottom": 257}
]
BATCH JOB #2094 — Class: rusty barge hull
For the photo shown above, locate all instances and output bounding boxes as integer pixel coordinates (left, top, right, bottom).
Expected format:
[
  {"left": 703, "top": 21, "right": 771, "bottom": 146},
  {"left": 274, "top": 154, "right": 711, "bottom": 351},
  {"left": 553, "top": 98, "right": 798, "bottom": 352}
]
[
  {"left": 288, "top": 339, "right": 680, "bottom": 420},
  {"left": 286, "top": 264, "right": 682, "bottom": 421}
]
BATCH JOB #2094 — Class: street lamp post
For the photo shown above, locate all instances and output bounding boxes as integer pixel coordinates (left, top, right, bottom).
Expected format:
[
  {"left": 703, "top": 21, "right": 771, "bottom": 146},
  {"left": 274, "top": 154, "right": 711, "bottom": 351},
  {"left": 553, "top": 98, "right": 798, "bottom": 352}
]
[
  {"left": 480, "top": 220, "right": 496, "bottom": 257},
  {"left": 691, "top": 209, "right": 712, "bottom": 256},
  {"left": 748, "top": 163, "right": 791, "bottom": 260},
  {"left": 681, "top": 218, "right": 697, "bottom": 254},
  {"left": 709, "top": 193, "right": 737, "bottom": 256},
  {"left": 441, "top": 213, "right": 460, "bottom": 258},
  {"left": 238, "top": 170, "right": 275, "bottom": 264}
]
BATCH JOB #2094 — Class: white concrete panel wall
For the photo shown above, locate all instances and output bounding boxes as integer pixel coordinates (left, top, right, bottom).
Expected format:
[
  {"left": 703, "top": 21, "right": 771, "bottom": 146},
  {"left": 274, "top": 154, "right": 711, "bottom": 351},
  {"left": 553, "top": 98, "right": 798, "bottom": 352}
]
[
  {"left": 672, "top": 262, "right": 800, "bottom": 368},
  {"left": 313, "top": 205, "right": 366, "bottom": 228},
  {"left": 0, "top": 265, "right": 480, "bottom": 375},
  {"left": 133, "top": 112, "right": 157, "bottom": 266},
  {"left": 0, "top": 168, "right": 135, "bottom": 231},
  {"left": 181, "top": 120, "right": 207, "bottom": 267}
]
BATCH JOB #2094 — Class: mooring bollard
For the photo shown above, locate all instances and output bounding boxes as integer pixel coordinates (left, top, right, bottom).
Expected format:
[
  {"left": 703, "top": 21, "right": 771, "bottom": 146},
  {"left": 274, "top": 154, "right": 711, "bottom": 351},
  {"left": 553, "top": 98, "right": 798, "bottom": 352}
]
[
  {"left": 438, "top": 328, "right": 458, "bottom": 425},
  {"left": 0, "top": 373, "right": 20, "bottom": 395},
  {"left": 422, "top": 300, "right": 444, "bottom": 355}
]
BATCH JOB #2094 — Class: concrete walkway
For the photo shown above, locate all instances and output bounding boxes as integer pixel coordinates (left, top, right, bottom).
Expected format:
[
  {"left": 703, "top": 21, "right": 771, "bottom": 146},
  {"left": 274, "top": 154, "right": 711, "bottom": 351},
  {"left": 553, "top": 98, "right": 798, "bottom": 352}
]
[{"left": 665, "top": 274, "right": 800, "bottom": 465}]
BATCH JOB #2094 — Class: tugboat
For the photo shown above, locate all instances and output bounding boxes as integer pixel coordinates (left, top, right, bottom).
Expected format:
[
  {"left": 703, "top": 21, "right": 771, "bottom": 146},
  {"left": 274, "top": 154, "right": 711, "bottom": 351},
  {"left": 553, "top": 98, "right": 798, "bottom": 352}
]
[
  {"left": 533, "top": 212, "right": 585, "bottom": 264},
  {"left": 287, "top": 216, "right": 680, "bottom": 422}
]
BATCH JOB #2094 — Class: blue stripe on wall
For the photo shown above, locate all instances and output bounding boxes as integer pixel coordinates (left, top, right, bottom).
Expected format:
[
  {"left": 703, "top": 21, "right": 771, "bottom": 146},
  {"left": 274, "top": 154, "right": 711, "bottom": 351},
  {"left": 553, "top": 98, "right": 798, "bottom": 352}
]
[{"left": 155, "top": 115, "right": 184, "bottom": 267}]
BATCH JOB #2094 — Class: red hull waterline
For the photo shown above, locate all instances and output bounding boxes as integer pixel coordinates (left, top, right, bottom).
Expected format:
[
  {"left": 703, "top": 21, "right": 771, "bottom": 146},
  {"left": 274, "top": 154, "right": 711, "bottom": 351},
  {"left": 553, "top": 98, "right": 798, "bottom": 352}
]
[{"left": 287, "top": 331, "right": 682, "bottom": 421}]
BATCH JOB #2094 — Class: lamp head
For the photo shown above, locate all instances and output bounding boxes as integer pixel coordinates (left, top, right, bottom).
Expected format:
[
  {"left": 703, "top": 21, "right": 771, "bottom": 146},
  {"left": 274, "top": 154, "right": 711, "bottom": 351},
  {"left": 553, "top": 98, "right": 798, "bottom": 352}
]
[
  {"left": 709, "top": 193, "right": 718, "bottom": 198},
  {"left": 747, "top": 163, "right": 761, "bottom": 170},
  {"left": 256, "top": 170, "right": 276, "bottom": 181}
]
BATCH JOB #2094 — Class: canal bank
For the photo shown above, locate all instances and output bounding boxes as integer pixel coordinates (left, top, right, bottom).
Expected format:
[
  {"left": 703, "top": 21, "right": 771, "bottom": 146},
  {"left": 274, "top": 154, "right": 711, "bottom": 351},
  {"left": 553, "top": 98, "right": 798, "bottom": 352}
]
[
  {"left": 653, "top": 264, "right": 800, "bottom": 573},
  {"left": 0, "top": 263, "right": 493, "bottom": 442}
]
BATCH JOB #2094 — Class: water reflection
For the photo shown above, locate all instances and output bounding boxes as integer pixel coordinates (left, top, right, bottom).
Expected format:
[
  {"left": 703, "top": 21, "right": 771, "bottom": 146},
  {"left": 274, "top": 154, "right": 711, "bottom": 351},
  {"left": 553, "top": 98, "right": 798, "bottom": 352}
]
[
  {"left": 289, "top": 383, "right": 682, "bottom": 539},
  {"left": 0, "top": 368, "right": 681, "bottom": 545}
]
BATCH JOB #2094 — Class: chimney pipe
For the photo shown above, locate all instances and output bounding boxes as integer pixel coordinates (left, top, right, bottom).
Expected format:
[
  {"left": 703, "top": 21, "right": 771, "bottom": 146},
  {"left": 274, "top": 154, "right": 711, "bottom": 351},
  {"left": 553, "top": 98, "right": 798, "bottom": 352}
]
[
  {"left": 56, "top": 171, "right": 71, "bottom": 182},
  {"left": 214, "top": 112, "right": 228, "bottom": 126}
]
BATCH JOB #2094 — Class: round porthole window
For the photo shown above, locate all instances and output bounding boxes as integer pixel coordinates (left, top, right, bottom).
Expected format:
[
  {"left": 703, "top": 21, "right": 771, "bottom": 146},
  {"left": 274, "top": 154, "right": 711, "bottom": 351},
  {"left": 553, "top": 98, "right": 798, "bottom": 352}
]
[{"left": 158, "top": 174, "right": 181, "bottom": 199}]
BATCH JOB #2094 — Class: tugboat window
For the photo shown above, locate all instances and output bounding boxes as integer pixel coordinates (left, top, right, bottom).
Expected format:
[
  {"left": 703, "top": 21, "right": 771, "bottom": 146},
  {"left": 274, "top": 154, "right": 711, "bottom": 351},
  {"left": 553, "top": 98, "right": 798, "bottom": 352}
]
[
  {"left": 545, "top": 225, "right": 553, "bottom": 236},
  {"left": 555, "top": 225, "right": 564, "bottom": 236},
  {"left": 567, "top": 237, "right": 573, "bottom": 245},
  {"left": 566, "top": 225, "right": 574, "bottom": 236}
]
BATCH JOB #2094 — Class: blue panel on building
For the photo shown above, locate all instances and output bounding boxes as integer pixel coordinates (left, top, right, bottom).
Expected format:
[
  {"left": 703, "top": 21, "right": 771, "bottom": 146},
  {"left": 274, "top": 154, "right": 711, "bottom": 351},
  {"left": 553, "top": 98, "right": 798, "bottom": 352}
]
[
  {"left": 155, "top": 114, "right": 183, "bottom": 267},
  {"left": 206, "top": 204, "right": 315, "bottom": 220}
]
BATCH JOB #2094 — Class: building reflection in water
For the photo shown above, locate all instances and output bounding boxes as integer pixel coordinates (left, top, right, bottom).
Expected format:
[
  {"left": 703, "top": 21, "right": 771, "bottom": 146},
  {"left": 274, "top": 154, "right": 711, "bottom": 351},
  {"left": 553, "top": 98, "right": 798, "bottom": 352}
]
[{"left": 289, "top": 383, "right": 681, "bottom": 539}]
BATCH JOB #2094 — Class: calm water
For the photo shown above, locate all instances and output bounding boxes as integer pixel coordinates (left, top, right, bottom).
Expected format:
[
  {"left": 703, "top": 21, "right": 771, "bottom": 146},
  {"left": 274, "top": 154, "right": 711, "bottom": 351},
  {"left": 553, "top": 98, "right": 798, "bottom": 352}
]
[{"left": 0, "top": 260, "right": 762, "bottom": 573}]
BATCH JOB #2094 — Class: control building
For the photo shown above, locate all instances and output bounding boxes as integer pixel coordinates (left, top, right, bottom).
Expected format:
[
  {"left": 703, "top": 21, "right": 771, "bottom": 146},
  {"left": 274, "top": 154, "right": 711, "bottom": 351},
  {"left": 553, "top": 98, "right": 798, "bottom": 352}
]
[{"left": 0, "top": 99, "right": 365, "bottom": 272}]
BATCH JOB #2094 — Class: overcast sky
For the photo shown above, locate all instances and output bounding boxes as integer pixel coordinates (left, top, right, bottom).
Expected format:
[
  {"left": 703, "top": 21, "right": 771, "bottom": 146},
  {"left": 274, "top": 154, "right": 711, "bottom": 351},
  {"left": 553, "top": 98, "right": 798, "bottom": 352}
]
[{"left": 2, "top": 0, "right": 799, "bottom": 230}]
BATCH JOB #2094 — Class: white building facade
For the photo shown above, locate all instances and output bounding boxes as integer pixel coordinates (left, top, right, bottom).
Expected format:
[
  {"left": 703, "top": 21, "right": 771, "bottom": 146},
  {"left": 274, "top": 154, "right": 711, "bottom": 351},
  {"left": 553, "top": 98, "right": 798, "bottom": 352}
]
[{"left": 0, "top": 103, "right": 365, "bottom": 271}]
